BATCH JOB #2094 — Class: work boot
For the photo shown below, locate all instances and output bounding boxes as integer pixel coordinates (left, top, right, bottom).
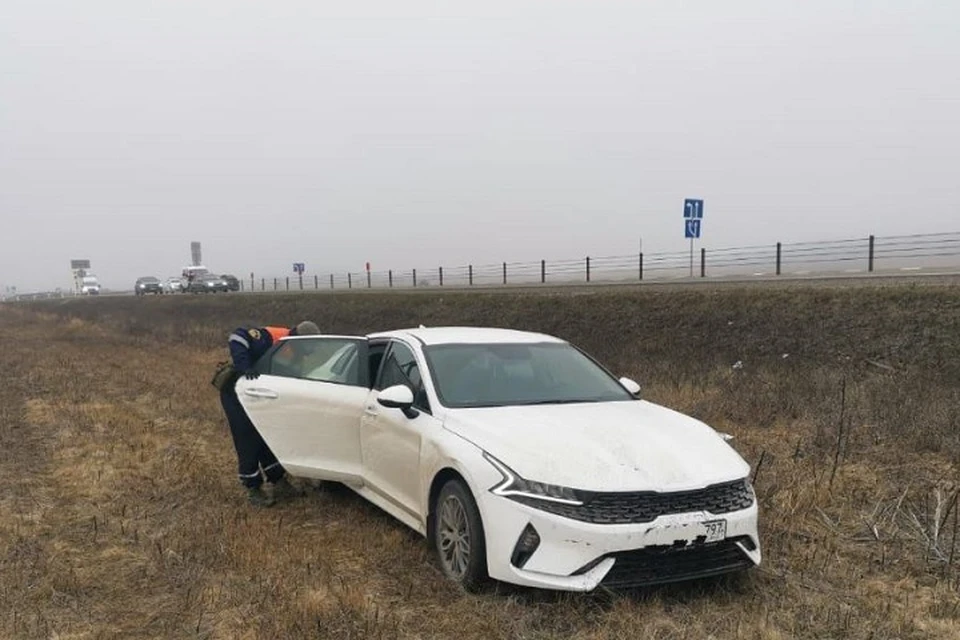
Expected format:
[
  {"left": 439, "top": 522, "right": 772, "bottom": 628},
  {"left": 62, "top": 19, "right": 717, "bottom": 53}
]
[
  {"left": 269, "top": 476, "right": 304, "bottom": 501},
  {"left": 246, "top": 486, "right": 275, "bottom": 508}
]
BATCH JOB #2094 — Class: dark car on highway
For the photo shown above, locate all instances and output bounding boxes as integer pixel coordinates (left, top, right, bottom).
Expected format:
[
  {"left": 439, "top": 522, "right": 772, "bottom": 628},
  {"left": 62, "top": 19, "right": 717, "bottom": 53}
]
[
  {"left": 221, "top": 274, "right": 241, "bottom": 291},
  {"left": 186, "top": 274, "right": 230, "bottom": 293},
  {"left": 135, "top": 276, "right": 164, "bottom": 296}
]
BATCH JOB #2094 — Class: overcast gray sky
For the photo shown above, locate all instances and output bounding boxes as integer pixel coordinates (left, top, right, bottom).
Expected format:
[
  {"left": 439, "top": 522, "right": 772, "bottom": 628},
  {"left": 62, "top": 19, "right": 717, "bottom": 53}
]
[{"left": 1, "top": 0, "right": 958, "bottom": 291}]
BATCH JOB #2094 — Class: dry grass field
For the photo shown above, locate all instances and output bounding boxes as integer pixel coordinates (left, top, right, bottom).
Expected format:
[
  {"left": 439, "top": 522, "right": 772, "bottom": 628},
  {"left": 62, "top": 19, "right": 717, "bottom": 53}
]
[{"left": 3, "top": 281, "right": 960, "bottom": 639}]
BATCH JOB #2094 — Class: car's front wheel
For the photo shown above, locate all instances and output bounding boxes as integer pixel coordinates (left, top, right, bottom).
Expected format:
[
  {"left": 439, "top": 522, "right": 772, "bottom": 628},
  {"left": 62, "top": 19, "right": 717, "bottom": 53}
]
[{"left": 434, "top": 479, "right": 488, "bottom": 591}]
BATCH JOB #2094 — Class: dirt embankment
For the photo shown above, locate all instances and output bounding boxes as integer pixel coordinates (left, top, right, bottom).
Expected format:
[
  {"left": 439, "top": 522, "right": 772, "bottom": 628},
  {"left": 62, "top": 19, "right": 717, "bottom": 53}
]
[{"left": 25, "top": 282, "right": 960, "bottom": 454}]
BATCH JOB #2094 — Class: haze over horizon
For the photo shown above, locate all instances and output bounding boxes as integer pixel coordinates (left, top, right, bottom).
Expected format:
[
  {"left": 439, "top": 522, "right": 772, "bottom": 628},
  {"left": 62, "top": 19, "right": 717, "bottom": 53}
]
[{"left": 2, "top": 1, "right": 958, "bottom": 291}]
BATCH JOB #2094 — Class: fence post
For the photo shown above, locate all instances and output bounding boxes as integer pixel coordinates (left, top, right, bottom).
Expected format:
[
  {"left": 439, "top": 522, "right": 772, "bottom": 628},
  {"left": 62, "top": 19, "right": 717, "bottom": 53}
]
[
  {"left": 273, "top": 278, "right": 277, "bottom": 291},
  {"left": 468, "top": 265, "right": 473, "bottom": 286},
  {"left": 329, "top": 274, "right": 334, "bottom": 289},
  {"left": 586, "top": 256, "right": 591, "bottom": 282},
  {"left": 388, "top": 270, "right": 393, "bottom": 288},
  {"left": 776, "top": 242, "right": 782, "bottom": 275},
  {"left": 639, "top": 253, "right": 643, "bottom": 281},
  {"left": 286, "top": 277, "right": 290, "bottom": 291},
  {"left": 347, "top": 273, "right": 352, "bottom": 289},
  {"left": 700, "top": 248, "right": 706, "bottom": 278},
  {"left": 439, "top": 266, "right": 444, "bottom": 287},
  {"left": 250, "top": 272, "right": 255, "bottom": 291},
  {"left": 367, "top": 270, "right": 372, "bottom": 288},
  {"left": 413, "top": 269, "right": 417, "bottom": 287},
  {"left": 261, "top": 278, "right": 265, "bottom": 291},
  {"left": 502, "top": 262, "right": 507, "bottom": 285},
  {"left": 541, "top": 259, "right": 546, "bottom": 284},
  {"left": 314, "top": 274, "right": 318, "bottom": 289},
  {"left": 868, "top": 235, "right": 875, "bottom": 272}
]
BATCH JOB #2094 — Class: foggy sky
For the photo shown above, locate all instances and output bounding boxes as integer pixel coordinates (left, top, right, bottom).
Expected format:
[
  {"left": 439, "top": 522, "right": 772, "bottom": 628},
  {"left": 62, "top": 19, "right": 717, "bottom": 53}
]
[{"left": 2, "top": 0, "right": 958, "bottom": 291}]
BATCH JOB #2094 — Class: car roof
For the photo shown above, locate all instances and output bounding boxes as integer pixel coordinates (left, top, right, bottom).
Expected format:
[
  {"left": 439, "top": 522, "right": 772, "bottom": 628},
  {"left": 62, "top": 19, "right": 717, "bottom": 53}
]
[{"left": 368, "top": 326, "right": 565, "bottom": 346}]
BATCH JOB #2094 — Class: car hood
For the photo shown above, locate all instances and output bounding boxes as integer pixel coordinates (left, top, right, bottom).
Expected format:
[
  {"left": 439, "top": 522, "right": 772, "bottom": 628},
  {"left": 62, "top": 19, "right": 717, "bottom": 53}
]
[{"left": 443, "top": 400, "right": 750, "bottom": 492}]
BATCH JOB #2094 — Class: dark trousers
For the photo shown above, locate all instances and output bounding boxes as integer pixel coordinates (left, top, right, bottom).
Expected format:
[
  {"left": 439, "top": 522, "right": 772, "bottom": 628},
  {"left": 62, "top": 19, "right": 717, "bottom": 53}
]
[{"left": 220, "top": 380, "right": 285, "bottom": 488}]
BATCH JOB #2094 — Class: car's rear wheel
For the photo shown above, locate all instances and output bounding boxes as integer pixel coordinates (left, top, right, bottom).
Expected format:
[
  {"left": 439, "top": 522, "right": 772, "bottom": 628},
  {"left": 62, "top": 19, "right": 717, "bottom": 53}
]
[{"left": 434, "top": 479, "right": 488, "bottom": 592}]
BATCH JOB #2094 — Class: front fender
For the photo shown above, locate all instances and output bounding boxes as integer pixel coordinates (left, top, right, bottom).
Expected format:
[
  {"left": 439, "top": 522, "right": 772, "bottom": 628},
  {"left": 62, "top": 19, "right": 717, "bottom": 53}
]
[{"left": 419, "top": 428, "right": 501, "bottom": 526}]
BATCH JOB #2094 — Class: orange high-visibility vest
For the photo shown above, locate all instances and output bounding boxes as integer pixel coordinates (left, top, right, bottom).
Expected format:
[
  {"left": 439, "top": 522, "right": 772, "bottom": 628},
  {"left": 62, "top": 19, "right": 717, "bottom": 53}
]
[
  {"left": 267, "top": 326, "right": 297, "bottom": 362},
  {"left": 265, "top": 326, "right": 290, "bottom": 343}
]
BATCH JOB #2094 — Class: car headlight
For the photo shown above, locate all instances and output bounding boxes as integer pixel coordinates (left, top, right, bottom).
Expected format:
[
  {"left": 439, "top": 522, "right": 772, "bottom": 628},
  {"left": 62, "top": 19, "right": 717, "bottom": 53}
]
[{"left": 483, "top": 452, "right": 583, "bottom": 505}]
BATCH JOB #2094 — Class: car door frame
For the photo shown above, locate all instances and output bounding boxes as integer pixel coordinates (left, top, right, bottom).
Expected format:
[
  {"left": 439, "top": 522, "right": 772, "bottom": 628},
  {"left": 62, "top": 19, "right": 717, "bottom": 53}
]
[
  {"left": 358, "top": 337, "right": 442, "bottom": 530},
  {"left": 236, "top": 335, "right": 371, "bottom": 485}
]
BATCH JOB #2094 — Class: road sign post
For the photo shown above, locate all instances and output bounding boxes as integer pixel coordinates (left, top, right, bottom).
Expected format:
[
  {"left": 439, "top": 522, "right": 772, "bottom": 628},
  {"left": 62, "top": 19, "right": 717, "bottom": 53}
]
[
  {"left": 70, "top": 259, "right": 91, "bottom": 295},
  {"left": 190, "top": 242, "right": 202, "bottom": 267},
  {"left": 293, "top": 262, "right": 305, "bottom": 290},
  {"left": 683, "top": 199, "right": 704, "bottom": 277}
]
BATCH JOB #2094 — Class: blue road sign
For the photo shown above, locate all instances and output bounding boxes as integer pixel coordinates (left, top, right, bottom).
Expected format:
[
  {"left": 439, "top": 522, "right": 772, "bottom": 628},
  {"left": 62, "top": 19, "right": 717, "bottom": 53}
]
[
  {"left": 293, "top": 262, "right": 305, "bottom": 274},
  {"left": 685, "top": 219, "right": 702, "bottom": 239},
  {"left": 683, "top": 199, "right": 704, "bottom": 219}
]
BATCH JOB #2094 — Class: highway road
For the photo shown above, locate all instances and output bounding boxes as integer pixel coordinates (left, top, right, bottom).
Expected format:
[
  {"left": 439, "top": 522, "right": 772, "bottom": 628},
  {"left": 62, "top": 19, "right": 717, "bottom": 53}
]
[{"left": 6, "top": 267, "right": 959, "bottom": 302}]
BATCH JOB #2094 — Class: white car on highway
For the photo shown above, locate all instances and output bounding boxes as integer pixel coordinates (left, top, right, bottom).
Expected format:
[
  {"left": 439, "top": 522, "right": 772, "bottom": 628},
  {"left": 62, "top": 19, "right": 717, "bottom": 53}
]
[
  {"left": 236, "top": 327, "right": 760, "bottom": 591},
  {"left": 165, "top": 277, "right": 185, "bottom": 293}
]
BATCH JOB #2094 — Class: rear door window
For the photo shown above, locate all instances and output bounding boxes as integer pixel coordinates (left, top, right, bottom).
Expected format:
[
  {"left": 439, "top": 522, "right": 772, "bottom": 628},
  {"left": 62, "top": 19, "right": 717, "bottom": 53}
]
[{"left": 258, "top": 337, "right": 369, "bottom": 387}]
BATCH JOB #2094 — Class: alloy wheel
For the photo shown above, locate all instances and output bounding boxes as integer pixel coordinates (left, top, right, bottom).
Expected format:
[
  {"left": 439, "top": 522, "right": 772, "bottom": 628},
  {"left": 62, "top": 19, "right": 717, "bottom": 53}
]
[{"left": 438, "top": 494, "right": 471, "bottom": 579}]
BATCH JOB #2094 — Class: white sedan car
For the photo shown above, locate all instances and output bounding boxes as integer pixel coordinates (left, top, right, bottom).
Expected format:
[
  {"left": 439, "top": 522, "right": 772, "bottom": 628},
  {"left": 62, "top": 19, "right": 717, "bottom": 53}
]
[{"left": 236, "top": 327, "right": 760, "bottom": 591}]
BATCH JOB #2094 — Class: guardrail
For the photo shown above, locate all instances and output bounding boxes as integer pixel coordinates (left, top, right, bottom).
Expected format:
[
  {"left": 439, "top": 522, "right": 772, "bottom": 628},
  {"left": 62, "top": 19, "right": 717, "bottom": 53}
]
[
  {"left": 4, "top": 231, "right": 959, "bottom": 300},
  {"left": 240, "top": 231, "right": 960, "bottom": 292}
]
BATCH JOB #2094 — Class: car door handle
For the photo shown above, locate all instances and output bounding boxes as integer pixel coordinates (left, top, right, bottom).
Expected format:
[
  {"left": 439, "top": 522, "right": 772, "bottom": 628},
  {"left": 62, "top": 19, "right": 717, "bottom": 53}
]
[{"left": 244, "top": 388, "right": 279, "bottom": 399}]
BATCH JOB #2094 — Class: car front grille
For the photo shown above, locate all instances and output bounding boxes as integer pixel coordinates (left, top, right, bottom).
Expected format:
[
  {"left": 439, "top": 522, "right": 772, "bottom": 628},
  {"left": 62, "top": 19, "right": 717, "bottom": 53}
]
[
  {"left": 585, "top": 536, "right": 756, "bottom": 589},
  {"left": 512, "top": 478, "right": 754, "bottom": 524}
]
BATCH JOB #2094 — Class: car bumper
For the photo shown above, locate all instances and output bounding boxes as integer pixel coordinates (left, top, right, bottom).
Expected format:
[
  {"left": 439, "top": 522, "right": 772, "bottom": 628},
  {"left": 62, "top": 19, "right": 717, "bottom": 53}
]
[{"left": 476, "top": 492, "right": 760, "bottom": 591}]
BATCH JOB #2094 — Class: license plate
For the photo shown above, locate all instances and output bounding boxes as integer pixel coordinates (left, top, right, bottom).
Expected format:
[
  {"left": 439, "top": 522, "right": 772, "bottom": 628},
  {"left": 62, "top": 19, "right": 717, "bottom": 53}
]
[{"left": 702, "top": 519, "right": 727, "bottom": 543}]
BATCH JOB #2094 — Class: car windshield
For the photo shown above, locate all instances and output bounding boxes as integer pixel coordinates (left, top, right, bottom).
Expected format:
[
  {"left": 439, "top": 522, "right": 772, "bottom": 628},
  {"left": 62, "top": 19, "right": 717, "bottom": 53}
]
[
  {"left": 140, "top": 277, "right": 158, "bottom": 283},
  {"left": 423, "top": 342, "right": 633, "bottom": 408}
]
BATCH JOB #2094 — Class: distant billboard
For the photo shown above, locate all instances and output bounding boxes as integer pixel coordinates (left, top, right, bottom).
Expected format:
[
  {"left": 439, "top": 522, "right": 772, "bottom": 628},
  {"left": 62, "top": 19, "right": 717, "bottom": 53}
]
[
  {"left": 191, "top": 242, "right": 202, "bottom": 266},
  {"left": 70, "top": 259, "right": 91, "bottom": 270}
]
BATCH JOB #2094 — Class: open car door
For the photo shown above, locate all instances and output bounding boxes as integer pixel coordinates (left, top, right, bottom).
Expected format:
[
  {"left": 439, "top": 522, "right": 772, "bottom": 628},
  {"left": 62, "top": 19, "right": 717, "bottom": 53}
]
[{"left": 235, "top": 336, "right": 369, "bottom": 484}]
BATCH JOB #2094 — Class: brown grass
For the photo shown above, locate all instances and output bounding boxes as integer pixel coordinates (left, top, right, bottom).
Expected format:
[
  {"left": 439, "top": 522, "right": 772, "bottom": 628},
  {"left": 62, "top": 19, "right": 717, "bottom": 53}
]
[{"left": 3, "top": 283, "right": 960, "bottom": 638}]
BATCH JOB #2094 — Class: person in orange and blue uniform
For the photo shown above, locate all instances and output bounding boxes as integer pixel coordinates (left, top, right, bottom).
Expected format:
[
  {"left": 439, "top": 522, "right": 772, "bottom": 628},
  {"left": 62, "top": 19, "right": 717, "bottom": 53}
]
[{"left": 220, "top": 320, "right": 320, "bottom": 506}]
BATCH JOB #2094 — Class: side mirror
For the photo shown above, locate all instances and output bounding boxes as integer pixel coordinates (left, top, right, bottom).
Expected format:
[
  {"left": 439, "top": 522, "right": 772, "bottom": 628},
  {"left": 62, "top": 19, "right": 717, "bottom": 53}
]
[
  {"left": 377, "top": 384, "right": 419, "bottom": 419},
  {"left": 619, "top": 377, "right": 641, "bottom": 397}
]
